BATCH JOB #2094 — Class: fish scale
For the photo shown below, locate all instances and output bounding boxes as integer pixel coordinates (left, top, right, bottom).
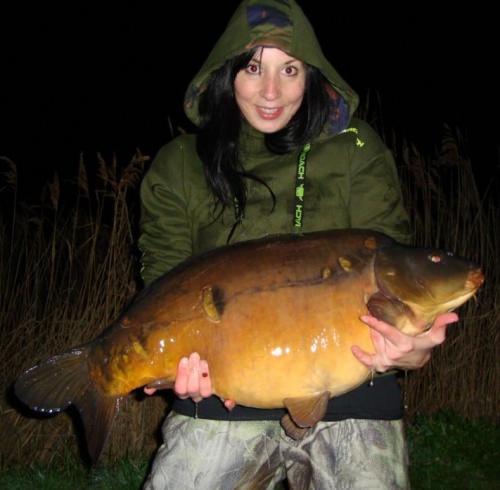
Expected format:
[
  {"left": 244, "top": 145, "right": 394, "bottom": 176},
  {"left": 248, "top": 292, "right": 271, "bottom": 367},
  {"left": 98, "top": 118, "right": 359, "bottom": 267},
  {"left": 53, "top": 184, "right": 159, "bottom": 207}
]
[{"left": 14, "top": 228, "right": 484, "bottom": 463}]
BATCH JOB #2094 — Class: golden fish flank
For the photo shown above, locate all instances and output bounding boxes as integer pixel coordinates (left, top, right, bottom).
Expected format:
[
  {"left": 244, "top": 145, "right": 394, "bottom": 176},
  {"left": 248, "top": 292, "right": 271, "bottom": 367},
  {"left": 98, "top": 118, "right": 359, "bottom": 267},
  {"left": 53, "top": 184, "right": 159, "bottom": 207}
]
[{"left": 14, "top": 228, "right": 484, "bottom": 463}]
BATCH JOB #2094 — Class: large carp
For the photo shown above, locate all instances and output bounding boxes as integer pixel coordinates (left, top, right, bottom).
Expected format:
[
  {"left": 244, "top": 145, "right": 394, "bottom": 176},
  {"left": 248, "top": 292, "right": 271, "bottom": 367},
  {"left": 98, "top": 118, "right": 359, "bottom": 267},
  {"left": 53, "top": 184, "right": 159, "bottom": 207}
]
[{"left": 14, "top": 229, "right": 484, "bottom": 462}]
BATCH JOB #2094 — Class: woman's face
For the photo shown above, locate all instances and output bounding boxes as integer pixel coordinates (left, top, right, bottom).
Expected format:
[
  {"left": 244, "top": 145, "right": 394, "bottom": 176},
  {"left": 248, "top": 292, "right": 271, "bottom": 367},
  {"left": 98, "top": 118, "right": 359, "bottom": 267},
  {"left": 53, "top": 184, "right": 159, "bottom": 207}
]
[{"left": 234, "top": 47, "right": 306, "bottom": 133}]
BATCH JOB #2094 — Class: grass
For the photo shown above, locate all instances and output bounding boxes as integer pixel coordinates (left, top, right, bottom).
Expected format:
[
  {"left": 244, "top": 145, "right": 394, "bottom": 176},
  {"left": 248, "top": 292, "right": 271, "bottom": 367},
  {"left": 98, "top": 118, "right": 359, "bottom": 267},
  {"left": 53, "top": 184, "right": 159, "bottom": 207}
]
[
  {"left": 407, "top": 412, "right": 499, "bottom": 489},
  {"left": 0, "top": 456, "right": 150, "bottom": 489},
  {"left": 1, "top": 412, "right": 498, "bottom": 489}
]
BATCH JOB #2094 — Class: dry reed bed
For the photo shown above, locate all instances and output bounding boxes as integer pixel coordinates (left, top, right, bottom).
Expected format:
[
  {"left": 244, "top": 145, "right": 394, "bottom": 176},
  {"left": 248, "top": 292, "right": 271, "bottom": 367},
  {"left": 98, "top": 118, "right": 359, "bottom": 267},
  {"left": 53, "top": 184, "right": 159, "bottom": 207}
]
[
  {"left": 392, "top": 128, "right": 499, "bottom": 420},
  {"left": 0, "top": 130, "right": 498, "bottom": 468}
]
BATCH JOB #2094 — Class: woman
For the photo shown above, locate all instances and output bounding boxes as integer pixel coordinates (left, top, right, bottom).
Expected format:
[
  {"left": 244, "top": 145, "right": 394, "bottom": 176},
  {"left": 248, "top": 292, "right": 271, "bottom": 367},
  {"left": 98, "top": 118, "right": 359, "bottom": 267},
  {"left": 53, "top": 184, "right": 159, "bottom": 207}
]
[{"left": 139, "top": 1, "right": 456, "bottom": 488}]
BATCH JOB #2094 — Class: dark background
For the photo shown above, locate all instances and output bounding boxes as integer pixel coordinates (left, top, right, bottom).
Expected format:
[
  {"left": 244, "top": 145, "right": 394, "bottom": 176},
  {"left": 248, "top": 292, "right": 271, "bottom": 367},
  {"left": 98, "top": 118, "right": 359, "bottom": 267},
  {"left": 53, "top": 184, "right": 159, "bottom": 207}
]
[{"left": 1, "top": 2, "right": 497, "bottom": 195}]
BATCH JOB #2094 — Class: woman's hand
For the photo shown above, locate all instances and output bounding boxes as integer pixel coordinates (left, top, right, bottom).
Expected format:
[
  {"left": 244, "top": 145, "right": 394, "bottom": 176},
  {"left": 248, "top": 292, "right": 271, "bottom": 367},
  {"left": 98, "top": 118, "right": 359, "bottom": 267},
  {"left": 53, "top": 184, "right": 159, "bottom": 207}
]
[
  {"left": 173, "top": 352, "right": 212, "bottom": 402},
  {"left": 351, "top": 312, "right": 459, "bottom": 372},
  {"left": 143, "top": 352, "right": 236, "bottom": 410}
]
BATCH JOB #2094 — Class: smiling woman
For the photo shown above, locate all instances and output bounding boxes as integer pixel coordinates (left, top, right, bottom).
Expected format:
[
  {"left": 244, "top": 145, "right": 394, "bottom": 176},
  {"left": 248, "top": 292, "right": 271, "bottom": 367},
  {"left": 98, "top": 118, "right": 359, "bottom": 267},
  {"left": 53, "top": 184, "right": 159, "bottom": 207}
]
[
  {"left": 234, "top": 48, "right": 306, "bottom": 131},
  {"left": 133, "top": 1, "right": 468, "bottom": 488}
]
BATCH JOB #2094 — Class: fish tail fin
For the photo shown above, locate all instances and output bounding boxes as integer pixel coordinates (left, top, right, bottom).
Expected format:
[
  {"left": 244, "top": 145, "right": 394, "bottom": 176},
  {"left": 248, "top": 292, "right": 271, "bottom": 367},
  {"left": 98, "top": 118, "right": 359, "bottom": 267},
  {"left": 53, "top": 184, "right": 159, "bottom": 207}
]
[
  {"left": 14, "top": 346, "right": 119, "bottom": 463},
  {"left": 79, "top": 387, "right": 120, "bottom": 463},
  {"left": 14, "top": 347, "right": 91, "bottom": 414}
]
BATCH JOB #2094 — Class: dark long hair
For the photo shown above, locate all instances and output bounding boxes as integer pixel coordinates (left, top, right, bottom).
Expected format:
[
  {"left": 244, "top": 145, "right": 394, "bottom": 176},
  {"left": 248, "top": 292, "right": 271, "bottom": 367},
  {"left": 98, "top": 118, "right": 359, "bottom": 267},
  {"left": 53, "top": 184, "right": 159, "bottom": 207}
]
[{"left": 196, "top": 47, "right": 329, "bottom": 225}]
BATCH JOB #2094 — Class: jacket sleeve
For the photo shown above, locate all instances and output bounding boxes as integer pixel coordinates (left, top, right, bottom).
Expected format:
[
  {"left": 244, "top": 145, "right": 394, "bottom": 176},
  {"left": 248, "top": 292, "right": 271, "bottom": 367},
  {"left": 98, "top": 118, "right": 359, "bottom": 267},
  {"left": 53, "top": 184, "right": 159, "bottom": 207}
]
[
  {"left": 138, "top": 138, "right": 198, "bottom": 287},
  {"left": 346, "top": 120, "right": 411, "bottom": 244}
]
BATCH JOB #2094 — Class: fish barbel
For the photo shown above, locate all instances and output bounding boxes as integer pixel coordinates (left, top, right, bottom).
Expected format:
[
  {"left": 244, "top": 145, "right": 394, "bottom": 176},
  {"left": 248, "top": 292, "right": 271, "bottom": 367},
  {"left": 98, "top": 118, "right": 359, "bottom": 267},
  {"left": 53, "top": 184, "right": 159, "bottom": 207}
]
[{"left": 14, "top": 229, "right": 484, "bottom": 462}]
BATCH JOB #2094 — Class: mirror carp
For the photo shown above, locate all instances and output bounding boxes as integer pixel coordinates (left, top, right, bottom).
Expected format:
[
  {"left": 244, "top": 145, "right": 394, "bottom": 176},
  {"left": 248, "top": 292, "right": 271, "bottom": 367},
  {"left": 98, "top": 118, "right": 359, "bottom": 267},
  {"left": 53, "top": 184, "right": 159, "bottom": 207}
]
[{"left": 14, "top": 228, "right": 484, "bottom": 462}]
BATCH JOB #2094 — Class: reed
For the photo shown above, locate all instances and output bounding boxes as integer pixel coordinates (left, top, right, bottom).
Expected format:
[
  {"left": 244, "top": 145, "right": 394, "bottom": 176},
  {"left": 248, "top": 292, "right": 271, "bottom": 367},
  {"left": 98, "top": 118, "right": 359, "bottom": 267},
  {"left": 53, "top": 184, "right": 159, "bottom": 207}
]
[{"left": 393, "top": 127, "right": 499, "bottom": 421}]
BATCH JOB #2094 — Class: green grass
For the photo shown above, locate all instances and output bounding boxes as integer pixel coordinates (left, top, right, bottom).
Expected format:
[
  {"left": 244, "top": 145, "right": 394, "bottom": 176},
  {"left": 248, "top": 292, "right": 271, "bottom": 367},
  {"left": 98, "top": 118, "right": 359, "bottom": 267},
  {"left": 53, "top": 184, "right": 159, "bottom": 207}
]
[
  {"left": 1, "top": 412, "right": 498, "bottom": 489},
  {"left": 407, "top": 411, "right": 499, "bottom": 489},
  {"left": 0, "top": 457, "right": 150, "bottom": 490}
]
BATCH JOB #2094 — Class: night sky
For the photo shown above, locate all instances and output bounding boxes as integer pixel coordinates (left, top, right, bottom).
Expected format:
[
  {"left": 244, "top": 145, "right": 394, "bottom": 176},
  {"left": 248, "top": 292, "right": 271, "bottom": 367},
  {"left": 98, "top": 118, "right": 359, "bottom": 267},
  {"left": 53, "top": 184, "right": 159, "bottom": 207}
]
[{"left": 1, "top": 2, "right": 497, "bottom": 195}]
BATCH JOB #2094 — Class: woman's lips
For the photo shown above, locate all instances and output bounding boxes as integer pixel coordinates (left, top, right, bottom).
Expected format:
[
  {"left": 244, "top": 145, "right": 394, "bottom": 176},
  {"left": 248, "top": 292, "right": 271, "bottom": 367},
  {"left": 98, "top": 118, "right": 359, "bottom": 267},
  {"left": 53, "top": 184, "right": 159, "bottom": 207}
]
[{"left": 255, "top": 106, "right": 284, "bottom": 120}]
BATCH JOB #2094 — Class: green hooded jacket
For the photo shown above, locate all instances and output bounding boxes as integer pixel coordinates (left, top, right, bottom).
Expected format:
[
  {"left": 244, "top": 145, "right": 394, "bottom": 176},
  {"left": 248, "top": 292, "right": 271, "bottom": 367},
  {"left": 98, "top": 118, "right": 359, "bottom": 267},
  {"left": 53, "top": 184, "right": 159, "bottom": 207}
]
[
  {"left": 138, "top": 0, "right": 410, "bottom": 421},
  {"left": 139, "top": 0, "right": 410, "bottom": 287}
]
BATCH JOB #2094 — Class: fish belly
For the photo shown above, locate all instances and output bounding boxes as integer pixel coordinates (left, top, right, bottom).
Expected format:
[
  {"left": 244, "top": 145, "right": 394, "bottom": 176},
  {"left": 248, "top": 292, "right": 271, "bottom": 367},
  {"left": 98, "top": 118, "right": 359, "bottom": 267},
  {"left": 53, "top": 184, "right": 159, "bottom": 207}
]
[{"left": 202, "top": 275, "right": 376, "bottom": 407}]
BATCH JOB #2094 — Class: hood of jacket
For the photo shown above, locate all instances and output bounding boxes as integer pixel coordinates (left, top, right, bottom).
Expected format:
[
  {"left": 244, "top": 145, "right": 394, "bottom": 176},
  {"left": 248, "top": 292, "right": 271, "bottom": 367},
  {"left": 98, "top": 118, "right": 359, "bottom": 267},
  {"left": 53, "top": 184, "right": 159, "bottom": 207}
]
[{"left": 184, "top": 0, "right": 359, "bottom": 138}]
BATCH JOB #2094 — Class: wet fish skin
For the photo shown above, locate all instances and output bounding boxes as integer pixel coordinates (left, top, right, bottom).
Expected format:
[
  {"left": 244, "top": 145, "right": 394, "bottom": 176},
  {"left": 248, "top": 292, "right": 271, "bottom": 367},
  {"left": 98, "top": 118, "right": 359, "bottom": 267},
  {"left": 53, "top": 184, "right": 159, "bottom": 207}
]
[{"left": 13, "top": 229, "right": 484, "bottom": 462}]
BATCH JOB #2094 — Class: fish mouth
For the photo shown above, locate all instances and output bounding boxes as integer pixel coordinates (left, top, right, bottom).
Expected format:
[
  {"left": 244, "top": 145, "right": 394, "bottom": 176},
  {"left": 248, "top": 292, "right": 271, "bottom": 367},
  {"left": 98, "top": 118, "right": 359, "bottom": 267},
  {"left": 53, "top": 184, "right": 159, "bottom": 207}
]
[
  {"left": 448, "top": 267, "right": 485, "bottom": 309},
  {"left": 465, "top": 268, "right": 485, "bottom": 291}
]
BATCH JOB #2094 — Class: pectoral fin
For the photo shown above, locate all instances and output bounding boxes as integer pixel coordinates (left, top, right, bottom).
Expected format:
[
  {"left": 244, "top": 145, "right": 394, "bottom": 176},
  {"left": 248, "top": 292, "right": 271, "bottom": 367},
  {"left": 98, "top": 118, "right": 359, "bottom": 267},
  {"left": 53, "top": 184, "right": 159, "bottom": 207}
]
[
  {"left": 367, "top": 291, "right": 413, "bottom": 327},
  {"left": 281, "top": 391, "right": 330, "bottom": 440},
  {"left": 367, "top": 291, "right": 434, "bottom": 335}
]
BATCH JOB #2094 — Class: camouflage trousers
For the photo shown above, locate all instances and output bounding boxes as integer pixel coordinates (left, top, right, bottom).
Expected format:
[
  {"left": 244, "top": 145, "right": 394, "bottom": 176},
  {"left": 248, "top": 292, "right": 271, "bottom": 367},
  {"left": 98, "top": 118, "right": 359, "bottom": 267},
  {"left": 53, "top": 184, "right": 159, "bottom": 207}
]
[{"left": 143, "top": 412, "right": 409, "bottom": 490}]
